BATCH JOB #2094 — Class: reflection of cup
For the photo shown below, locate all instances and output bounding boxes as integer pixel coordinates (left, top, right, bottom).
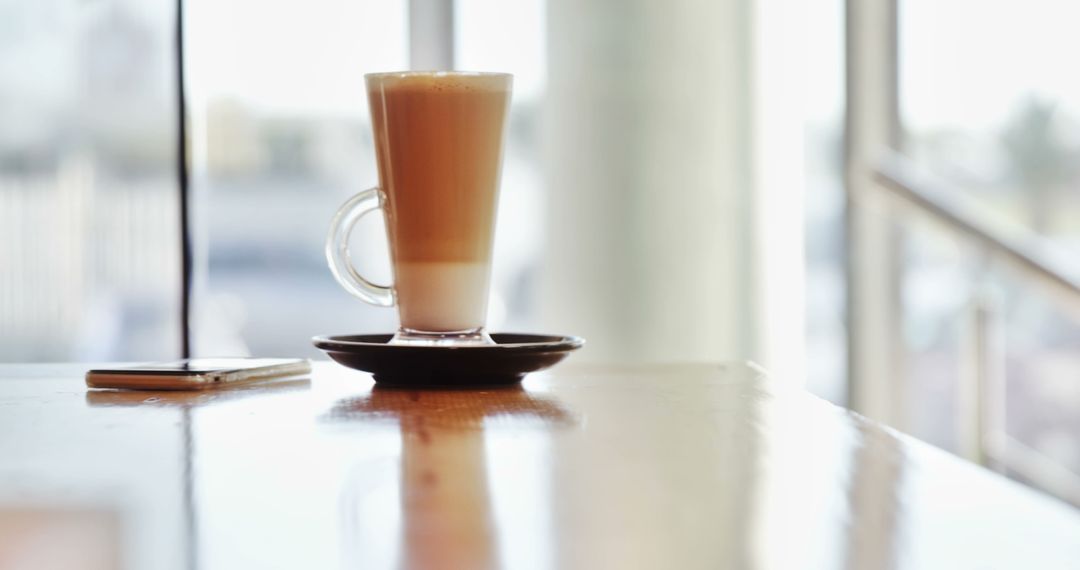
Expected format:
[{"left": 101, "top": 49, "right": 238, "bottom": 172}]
[
  {"left": 329, "top": 387, "right": 573, "bottom": 569},
  {"left": 326, "top": 71, "right": 513, "bottom": 347}
]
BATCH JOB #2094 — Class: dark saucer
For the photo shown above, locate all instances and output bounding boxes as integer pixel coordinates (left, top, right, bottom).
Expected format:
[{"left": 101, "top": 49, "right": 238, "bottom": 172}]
[{"left": 312, "top": 333, "right": 585, "bottom": 387}]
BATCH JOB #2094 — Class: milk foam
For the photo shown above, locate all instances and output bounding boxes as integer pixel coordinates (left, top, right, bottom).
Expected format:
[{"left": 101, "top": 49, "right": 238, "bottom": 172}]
[
  {"left": 395, "top": 261, "right": 491, "bottom": 332},
  {"left": 366, "top": 71, "right": 511, "bottom": 93}
]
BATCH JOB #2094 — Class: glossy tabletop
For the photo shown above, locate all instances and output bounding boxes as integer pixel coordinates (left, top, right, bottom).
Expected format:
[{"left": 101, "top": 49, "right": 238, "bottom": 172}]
[{"left": 2, "top": 362, "right": 1079, "bottom": 569}]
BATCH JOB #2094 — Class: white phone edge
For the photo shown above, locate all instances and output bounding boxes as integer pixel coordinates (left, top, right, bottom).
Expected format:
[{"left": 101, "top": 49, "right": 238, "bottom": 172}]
[{"left": 85, "top": 359, "right": 313, "bottom": 391}]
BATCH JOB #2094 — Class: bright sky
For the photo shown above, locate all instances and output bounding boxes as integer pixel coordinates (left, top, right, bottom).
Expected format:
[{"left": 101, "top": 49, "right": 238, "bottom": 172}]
[
  {"left": 455, "top": 0, "right": 545, "bottom": 100},
  {"left": 901, "top": 0, "right": 1080, "bottom": 132},
  {"left": 802, "top": 0, "right": 1080, "bottom": 136},
  {"left": 187, "top": 0, "right": 407, "bottom": 117},
  {"left": 187, "top": 0, "right": 544, "bottom": 117},
  {"left": 8, "top": 0, "right": 1074, "bottom": 134}
]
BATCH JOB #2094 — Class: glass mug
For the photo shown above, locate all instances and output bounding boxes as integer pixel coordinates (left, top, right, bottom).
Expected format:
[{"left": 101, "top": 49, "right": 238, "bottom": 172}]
[{"left": 326, "top": 72, "right": 512, "bottom": 346}]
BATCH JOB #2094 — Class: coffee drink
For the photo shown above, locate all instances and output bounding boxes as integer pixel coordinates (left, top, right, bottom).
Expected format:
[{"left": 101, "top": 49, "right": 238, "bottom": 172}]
[
  {"left": 368, "top": 73, "right": 510, "bottom": 333},
  {"left": 326, "top": 72, "right": 512, "bottom": 345}
]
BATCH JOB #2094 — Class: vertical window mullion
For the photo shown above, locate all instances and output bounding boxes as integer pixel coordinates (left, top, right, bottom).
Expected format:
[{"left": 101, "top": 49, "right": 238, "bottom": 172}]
[
  {"left": 408, "top": 0, "right": 456, "bottom": 69},
  {"left": 175, "top": 0, "right": 193, "bottom": 358}
]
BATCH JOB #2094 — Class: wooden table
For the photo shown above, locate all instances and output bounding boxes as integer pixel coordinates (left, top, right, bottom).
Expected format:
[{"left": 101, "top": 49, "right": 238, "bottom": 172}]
[{"left": 1, "top": 362, "right": 1079, "bottom": 569}]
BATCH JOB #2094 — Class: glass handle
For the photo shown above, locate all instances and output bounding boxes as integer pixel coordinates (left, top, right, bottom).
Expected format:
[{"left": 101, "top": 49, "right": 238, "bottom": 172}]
[{"left": 325, "top": 187, "right": 395, "bottom": 307}]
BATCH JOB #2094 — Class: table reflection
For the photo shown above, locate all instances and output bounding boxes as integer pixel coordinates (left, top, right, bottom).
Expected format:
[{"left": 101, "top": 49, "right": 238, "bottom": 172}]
[
  {"left": 328, "top": 386, "right": 573, "bottom": 570},
  {"left": 5, "top": 363, "right": 1069, "bottom": 569},
  {"left": 85, "top": 378, "right": 312, "bottom": 570},
  {"left": 83, "top": 379, "right": 313, "bottom": 409},
  {"left": 843, "top": 420, "right": 906, "bottom": 570}
]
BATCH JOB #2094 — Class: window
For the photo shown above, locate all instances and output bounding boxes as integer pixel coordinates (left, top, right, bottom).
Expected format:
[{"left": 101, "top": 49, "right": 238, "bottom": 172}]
[
  {"left": 190, "top": 0, "right": 409, "bottom": 357},
  {"left": 1, "top": 0, "right": 549, "bottom": 362},
  {"left": 899, "top": 0, "right": 1080, "bottom": 500},
  {"left": 804, "top": 0, "right": 846, "bottom": 403},
  {"left": 189, "top": 0, "right": 548, "bottom": 358},
  {"left": 840, "top": 0, "right": 1080, "bottom": 505},
  {"left": 0, "top": 0, "right": 180, "bottom": 361}
]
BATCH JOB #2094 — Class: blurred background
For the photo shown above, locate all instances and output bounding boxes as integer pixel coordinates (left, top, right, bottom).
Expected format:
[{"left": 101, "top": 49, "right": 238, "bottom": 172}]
[{"left": 1, "top": 0, "right": 1078, "bottom": 506}]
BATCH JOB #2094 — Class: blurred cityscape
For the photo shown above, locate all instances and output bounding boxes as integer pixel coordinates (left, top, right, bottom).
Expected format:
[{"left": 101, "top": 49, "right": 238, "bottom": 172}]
[{"left": 0, "top": 0, "right": 179, "bottom": 361}]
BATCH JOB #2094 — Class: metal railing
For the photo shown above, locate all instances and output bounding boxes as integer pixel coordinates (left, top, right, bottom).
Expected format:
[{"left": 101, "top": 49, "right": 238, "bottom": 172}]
[
  {"left": 872, "top": 152, "right": 1080, "bottom": 506},
  {"left": 875, "top": 153, "right": 1080, "bottom": 320}
]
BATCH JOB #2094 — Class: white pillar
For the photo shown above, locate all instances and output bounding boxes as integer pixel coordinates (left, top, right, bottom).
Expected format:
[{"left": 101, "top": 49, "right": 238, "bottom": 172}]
[
  {"left": 846, "top": 0, "right": 905, "bottom": 423},
  {"left": 543, "top": 0, "right": 803, "bottom": 369}
]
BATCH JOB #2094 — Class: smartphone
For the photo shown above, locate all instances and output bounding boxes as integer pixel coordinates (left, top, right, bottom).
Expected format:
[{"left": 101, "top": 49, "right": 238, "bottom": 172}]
[{"left": 86, "top": 358, "right": 311, "bottom": 391}]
